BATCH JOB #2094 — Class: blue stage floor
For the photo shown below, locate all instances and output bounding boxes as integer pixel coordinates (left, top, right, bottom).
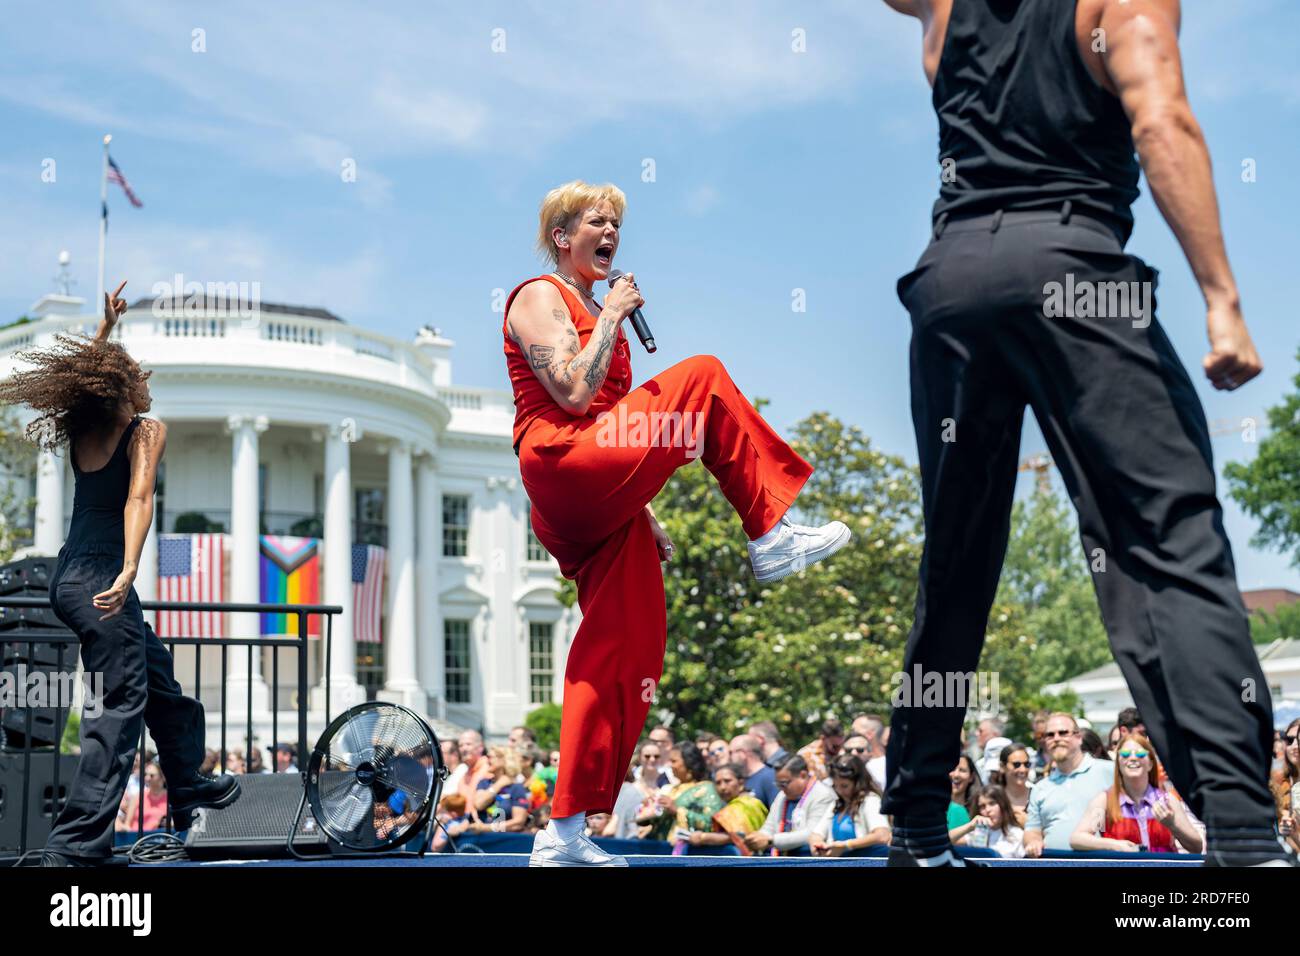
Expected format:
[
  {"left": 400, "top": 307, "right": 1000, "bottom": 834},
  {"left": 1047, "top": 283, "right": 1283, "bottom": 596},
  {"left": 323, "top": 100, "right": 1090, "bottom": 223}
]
[{"left": 153, "top": 852, "right": 1203, "bottom": 868}]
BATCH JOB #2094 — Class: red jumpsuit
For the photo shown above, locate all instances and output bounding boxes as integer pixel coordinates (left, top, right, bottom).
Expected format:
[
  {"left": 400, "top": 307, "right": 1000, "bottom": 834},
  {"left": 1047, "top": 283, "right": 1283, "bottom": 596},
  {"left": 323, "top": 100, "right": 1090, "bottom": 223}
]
[{"left": 504, "top": 274, "right": 814, "bottom": 818}]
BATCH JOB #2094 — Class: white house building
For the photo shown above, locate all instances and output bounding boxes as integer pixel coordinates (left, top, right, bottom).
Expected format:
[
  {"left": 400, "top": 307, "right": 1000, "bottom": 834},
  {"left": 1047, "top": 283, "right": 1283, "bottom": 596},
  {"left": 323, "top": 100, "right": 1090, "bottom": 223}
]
[{"left": 1, "top": 281, "right": 577, "bottom": 751}]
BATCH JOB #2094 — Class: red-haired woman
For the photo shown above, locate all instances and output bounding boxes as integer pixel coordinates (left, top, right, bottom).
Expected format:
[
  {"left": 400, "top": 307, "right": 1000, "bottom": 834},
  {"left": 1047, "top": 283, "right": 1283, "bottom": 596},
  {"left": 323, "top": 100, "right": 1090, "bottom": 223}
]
[
  {"left": 505, "top": 181, "right": 851, "bottom": 866},
  {"left": 1070, "top": 734, "right": 1202, "bottom": 854},
  {"left": 1274, "top": 718, "right": 1299, "bottom": 854}
]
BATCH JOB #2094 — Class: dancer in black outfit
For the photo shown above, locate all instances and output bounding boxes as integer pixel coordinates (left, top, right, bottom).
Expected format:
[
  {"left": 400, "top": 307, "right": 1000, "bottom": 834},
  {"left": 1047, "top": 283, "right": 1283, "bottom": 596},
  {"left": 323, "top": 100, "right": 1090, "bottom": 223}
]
[
  {"left": 880, "top": 0, "right": 1294, "bottom": 867},
  {"left": 0, "top": 280, "right": 241, "bottom": 866}
]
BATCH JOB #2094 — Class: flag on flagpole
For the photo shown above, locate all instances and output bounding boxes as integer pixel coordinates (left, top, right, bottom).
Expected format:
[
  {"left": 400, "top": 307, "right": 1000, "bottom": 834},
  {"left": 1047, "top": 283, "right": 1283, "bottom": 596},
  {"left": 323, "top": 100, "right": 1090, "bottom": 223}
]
[
  {"left": 352, "top": 543, "right": 386, "bottom": 644},
  {"left": 259, "top": 536, "right": 321, "bottom": 637},
  {"left": 106, "top": 155, "right": 143, "bottom": 207},
  {"left": 157, "top": 533, "right": 226, "bottom": 637}
]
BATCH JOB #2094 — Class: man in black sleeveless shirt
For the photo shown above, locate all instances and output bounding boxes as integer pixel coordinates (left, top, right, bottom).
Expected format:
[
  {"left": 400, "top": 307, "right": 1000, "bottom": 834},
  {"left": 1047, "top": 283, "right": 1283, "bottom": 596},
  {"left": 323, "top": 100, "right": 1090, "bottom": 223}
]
[{"left": 881, "top": 0, "right": 1291, "bottom": 866}]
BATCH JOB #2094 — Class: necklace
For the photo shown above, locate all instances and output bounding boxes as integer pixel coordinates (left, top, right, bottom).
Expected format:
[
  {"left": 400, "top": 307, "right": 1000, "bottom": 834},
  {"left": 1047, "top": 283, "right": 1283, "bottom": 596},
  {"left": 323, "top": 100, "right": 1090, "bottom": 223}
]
[{"left": 552, "top": 269, "right": 596, "bottom": 301}]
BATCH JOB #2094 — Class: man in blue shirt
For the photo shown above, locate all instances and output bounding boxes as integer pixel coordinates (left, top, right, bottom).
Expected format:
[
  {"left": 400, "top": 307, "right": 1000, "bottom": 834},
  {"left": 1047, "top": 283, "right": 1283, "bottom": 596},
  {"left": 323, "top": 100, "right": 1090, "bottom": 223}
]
[
  {"left": 730, "top": 734, "right": 779, "bottom": 808},
  {"left": 1024, "top": 713, "right": 1114, "bottom": 855}
]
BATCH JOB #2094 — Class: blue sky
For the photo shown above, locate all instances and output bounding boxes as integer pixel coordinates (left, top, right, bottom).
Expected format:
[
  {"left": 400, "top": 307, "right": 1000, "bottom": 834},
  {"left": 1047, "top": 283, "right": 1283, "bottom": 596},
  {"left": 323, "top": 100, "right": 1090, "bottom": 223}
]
[{"left": 3, "top": 1, "right": 1297, "bottom": 590}]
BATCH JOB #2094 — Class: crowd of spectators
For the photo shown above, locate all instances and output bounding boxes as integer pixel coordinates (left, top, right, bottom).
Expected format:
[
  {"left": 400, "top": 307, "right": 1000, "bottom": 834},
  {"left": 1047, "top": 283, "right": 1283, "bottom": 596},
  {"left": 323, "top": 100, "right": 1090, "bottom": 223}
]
[
  {"left": 426, "top": 708, "right": 1299, "bottom": 858},
  {"left": 111, "top": 709, "right": 1300, "bottom": 859}
]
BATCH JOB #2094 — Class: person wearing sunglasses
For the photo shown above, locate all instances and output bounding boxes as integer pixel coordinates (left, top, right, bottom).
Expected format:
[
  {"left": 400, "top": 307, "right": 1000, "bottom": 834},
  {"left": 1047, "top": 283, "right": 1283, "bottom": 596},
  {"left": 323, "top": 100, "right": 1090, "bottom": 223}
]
[
  {"left": 1022, "top": 714, "right": 1114, "bottom": 858},
  {"left": 988, "top": 743, "right": 1035, "bottom": 828},
  {"left": 1071, "top": 734, "right": 1202, "bottom": 854},
  {"left": 808, "top": 754, "right": 891, "bottom": 857},
  {"left": 1273, "top": 718, "right": 1299, "bottom": 854}
]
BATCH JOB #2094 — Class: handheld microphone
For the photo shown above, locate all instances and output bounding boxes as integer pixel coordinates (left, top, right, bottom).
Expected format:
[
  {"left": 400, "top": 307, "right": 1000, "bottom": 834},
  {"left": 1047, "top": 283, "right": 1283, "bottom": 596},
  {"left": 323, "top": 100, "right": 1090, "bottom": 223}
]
[{"left": 607, "top": 268, "right": 656, "bottom": 353}]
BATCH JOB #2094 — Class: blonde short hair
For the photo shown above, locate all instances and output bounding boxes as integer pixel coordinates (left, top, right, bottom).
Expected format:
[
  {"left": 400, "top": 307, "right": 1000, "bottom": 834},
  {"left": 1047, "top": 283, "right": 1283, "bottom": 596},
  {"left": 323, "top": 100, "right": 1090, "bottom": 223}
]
[
  {"left": 489, "top": 745, "right": 524, "bottom": 780},
  {"left": 536, "top": 180, "right": 627, "bottom": 264}
]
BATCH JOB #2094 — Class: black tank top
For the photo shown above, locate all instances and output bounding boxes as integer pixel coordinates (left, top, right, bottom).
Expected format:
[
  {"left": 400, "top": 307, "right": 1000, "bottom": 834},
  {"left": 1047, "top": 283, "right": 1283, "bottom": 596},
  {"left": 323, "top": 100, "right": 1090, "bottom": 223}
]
[
  {"left": 931, "top": 0, "right": 1141, "bottom": 232},
  {"left": 63, "top": 416, "right": 143, "bottom": 554}
]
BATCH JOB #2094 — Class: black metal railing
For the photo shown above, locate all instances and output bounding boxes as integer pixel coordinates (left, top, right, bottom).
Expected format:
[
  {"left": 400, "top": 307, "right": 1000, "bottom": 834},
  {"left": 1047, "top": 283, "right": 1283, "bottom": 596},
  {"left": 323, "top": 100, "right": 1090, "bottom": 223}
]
[{"left": 0, "top": 594, "right": 341, "bottom": 862}]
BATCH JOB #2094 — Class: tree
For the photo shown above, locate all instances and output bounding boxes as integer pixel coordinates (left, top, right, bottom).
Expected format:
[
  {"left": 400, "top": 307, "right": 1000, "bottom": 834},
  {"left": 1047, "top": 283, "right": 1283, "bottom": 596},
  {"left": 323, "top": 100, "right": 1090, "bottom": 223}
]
[
  {"left": 1248, "top": 600, "right": 1300, "bottom": 645},
  {"left": 523, "top": 701, "right": 562, "bottom": 752},
  {"left": 994, "top": 483, "right": 1110, "bottom": 734},
  {"left": 1224, "top": 348, "right": 1300, "bottom": 568},
  {"left": 553, "top": 408, "right": 1102, "bottom": 748}
]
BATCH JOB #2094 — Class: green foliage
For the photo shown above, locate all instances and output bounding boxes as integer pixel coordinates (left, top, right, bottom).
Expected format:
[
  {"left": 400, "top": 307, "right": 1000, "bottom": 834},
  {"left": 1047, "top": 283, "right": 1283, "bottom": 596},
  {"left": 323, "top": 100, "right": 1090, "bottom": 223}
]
[
  {"left": 173, "top": 511, "right": 224, "bottom": 534},
  {"left": 1225, "top": 348, "right": 1300, "bottom": 567},
  {"left": 995, "top": 485, "right": 1112, "bottom": 692},
  {"left": 60, "top": 709, "right": 81, "bottom": 755},
  {"left": 523, "top": 700, "right": 563, "bottom": 751},
  {"left": 1249, "top": 600, "right": 1300, "bottom": 645},
  {"left": 552, "top": 407, "right": 1110, "bottom": 747}
]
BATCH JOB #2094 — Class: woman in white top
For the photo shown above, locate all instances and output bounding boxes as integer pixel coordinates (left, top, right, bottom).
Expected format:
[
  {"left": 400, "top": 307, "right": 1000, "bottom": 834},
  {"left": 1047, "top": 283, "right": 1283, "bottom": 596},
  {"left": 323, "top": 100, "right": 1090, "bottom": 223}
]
[
  {"left": 989, "top": 743, "right": 1034, "bottom": 827},
  {"left": 809, "top": 754, "right": 891, "bottom": 857},
  {"left": 953, "top": 784, "right": 1024, "bottom": 859}
]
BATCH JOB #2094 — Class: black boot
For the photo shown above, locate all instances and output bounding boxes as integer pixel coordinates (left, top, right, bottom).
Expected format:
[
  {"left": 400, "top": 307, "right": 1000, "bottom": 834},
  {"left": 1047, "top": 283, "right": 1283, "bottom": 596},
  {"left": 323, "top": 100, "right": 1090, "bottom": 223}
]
[
  {"left": 1202, "top": 827, "right": 1298, "bottom": 867},
  {"left": 887, "top": 817, "right": 989, "bottom": 867},
  {"left": 169, "top": 771, "right": 242, "bottom": 817},
  {"left": 41, "top": 849, "right": 129, "bottom": 867}
]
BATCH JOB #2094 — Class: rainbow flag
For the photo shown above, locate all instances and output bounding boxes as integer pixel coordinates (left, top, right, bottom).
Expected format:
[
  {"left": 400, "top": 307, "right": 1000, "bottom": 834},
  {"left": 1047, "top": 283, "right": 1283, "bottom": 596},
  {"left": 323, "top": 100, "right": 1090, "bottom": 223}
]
[{"left": 259, "top": 535, "right": 321, "bottom": 637}]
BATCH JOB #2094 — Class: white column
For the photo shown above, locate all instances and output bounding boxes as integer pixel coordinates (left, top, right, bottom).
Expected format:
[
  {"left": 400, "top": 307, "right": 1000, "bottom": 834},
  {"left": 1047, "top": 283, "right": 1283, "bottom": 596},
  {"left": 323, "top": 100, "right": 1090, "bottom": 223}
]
[
  {"left": 34, "top": 449, "right": 65, "bottom": 555},
  {"left": 135, "top": 507, "right": 159, "bottom": 629},
  {"left": 485, "top": 475, "right": 522, "bottom": 734},
  {"left": 225, "top": 414, "right": 269, "bottom": 714},
  {"left": 415, "top": 451, "right": 443, "bottom": 719},
  {"left": 311, "top": 420, "right": 366, "bottom": 714},
  {"left": 379, "top": 441, "right": 421, "bottom": 709}
]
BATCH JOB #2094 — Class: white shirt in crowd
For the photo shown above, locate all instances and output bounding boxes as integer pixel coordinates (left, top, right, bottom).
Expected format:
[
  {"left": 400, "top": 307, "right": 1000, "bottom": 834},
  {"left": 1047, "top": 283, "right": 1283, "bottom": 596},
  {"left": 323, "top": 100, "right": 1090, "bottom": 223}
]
[
  {"left": 866, "top": 756, "right": 886, "bottom": 791},
  {"left": 809, "top": 792, "right": 891, "bottom": 843},
  {"left": 759, "top": 779, "right": 838, "bottom": 852}
]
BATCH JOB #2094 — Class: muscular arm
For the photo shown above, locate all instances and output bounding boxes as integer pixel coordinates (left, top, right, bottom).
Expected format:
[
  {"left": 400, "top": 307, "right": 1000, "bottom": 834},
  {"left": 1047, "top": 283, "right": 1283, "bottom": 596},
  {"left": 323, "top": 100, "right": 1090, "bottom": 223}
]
[
  {"left": 123, "top": 419, "right": 166, "bottom": 581},
  {"left": 1100, "top": 0, "right": 1236, "bottom": 309},
  {"left": 506, "top": 281, "right": 622, "bottom": 417}
]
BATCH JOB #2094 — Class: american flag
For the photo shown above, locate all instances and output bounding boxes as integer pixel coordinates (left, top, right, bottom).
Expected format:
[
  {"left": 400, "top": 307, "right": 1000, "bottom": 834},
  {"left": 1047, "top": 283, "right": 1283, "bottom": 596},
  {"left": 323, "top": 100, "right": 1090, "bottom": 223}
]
[
  {"left": 157, "top": 533, "right": 225, "bottom": 637},
  {"left": 352, "top": 543, "right": 386, "bottom": 644},
  {"left": 107, "top": 155, "right": 143, "bottom": 208}
]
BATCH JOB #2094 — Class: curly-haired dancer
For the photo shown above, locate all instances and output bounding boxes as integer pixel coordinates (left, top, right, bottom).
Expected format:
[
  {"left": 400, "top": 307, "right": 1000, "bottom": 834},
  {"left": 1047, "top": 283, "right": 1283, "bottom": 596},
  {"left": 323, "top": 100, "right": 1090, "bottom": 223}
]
[{"left": 0, "top": 281, "right": 240, "bottom": 866}]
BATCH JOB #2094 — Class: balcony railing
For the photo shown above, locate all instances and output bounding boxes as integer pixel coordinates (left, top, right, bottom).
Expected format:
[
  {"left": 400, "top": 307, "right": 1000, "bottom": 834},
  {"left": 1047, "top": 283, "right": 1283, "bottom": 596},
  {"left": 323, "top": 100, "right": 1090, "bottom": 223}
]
[{"left": 0, "top": 594, "right": 342, "bottom": 863}]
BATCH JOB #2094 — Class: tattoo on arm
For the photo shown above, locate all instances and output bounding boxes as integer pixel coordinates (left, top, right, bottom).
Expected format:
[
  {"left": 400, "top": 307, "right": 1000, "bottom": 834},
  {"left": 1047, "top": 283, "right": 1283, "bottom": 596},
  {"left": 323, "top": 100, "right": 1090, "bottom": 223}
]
[
  {"left": 528, "top": 344, "right": 554, "bottom": 370},
  {"left": 583, "top": 317, "right": 617, "bottom": 392}
]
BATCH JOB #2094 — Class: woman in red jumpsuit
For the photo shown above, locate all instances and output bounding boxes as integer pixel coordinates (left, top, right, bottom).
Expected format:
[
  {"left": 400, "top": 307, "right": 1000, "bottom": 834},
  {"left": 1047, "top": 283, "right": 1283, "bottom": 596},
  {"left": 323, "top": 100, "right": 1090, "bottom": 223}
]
[{"left": 505, "top": 181, "right": 851, "bottom": 866}]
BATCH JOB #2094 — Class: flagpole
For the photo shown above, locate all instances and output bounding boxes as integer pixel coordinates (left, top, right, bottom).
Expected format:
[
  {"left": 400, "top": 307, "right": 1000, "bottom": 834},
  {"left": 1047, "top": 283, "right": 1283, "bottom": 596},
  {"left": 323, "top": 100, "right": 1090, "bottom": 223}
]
[{"left": 95, "top": 133, "right": 110, "bottom": 321}]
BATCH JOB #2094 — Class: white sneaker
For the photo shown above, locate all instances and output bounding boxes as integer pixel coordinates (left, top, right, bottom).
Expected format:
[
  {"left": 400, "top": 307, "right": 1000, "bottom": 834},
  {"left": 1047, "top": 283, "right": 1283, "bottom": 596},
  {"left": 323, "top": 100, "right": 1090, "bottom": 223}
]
[
  {"left": 528, "top": 826, "right": 629, "bottom": 867},
  {"left": 747, "top": 514, "right": 852, "bottom": 584}
]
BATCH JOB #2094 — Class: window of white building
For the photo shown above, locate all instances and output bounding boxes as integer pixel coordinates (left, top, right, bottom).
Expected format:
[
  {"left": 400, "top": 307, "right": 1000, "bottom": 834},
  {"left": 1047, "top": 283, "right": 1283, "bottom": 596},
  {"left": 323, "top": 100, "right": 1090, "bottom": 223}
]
[
  {"left": 357, "top": 641, "right": 385, "bottom": 701},
  {"left": 355, "top": 487, "right": 386, "bottom": 547},
  {"left": 444, "top": 619, "right": 471, "bottom": 704},
  {"left": 529, "top": 622, "right": 554, "bottom": 704},
  {"left": 443, "top": 494, "right": 469, "bottom": 557},
  {"left": 525, "top": 501, "right": 548, "bottom": 562}
]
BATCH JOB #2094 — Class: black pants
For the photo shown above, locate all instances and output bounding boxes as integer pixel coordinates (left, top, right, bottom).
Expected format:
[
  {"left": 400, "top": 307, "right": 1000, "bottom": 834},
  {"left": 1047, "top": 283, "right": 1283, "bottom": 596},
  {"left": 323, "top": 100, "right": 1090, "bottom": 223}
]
[
  {"left": 881, "top": 208, "right": 1277, "bottom": 832},
  {"left": 45, "top": 544, "right": 206, "bottom": 859}
]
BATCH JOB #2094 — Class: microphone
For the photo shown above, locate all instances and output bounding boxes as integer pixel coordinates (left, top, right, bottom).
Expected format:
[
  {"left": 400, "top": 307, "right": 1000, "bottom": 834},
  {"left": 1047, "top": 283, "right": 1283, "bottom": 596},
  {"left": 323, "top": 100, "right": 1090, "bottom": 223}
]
[{"left": 607, "top": 268, "right": 656, "bottom": 353}]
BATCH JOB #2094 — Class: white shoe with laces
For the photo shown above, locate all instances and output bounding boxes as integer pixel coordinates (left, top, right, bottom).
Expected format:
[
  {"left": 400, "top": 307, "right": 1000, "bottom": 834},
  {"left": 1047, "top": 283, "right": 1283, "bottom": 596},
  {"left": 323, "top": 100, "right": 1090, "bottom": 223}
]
[
  {"left": 747, "top": 514, "right": 852, "bottom": 584},
  {"left": 528, "top": 825, "right": 629, "bottom": 867}
]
